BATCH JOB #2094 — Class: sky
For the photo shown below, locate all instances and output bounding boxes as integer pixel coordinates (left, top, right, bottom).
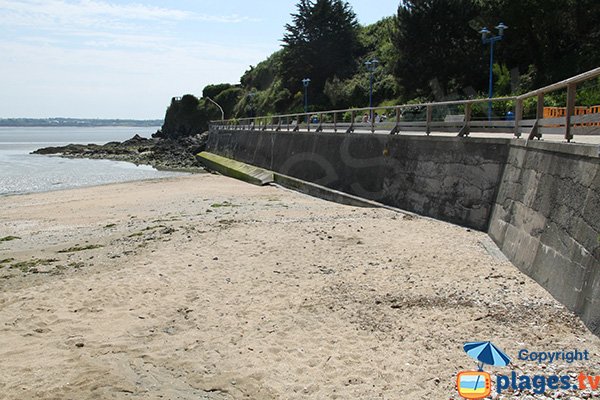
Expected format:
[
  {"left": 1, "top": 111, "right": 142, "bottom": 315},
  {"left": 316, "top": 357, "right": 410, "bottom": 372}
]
[{"left": 0, "top": 0, "right": 400, "bottom": 119}]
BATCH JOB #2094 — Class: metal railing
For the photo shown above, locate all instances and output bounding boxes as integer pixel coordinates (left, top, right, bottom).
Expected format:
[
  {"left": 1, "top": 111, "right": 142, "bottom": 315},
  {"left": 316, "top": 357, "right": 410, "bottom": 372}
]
[{"left": 211, "top": 67, "right": 600, "bottom": 143}]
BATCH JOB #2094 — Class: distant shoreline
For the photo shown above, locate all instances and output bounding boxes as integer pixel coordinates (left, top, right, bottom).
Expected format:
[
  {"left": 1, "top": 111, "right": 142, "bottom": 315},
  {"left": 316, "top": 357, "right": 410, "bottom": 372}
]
[{"left": 0, "top": 118, "right": 162, "bottom": 128}]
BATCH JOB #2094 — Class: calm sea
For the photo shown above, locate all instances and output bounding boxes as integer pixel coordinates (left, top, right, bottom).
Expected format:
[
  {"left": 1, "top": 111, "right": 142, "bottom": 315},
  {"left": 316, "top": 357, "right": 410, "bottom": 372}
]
[{"left": 0, "top": 126, "right": 187, "bottom": 196}]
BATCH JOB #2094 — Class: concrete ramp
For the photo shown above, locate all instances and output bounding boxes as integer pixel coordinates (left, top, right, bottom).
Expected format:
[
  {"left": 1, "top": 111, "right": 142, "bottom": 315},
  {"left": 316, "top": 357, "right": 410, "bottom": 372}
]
[
  {"left": 197, "top": 152, "right": 397, "bottom": 210},
  {"left": 196, "top": 151, "right": 273, "bottom": 186},
  {"left": 273, "top": 172, "right": 379, "bottom": 208}
]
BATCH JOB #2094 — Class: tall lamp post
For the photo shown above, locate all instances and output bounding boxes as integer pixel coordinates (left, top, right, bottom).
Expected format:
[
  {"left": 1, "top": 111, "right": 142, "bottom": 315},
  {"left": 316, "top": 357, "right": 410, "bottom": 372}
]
[
  {"left": 480, "top": 23, "right": 508, "bottom": 121},
  {"left": 302, "top": 78, "right": 311, "bottom": 120},
  {"left": 206, "top": 96, "right": 225, "bottom": 121},
  {"left": 365, "top": 58, "right": 379, "bottom": 120}
]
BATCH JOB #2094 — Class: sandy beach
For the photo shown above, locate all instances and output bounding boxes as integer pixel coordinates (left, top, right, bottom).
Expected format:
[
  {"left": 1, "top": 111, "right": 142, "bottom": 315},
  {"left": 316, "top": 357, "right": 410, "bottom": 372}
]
[{"left": 0, "top": 173, "right": 598, "bottom": 399}]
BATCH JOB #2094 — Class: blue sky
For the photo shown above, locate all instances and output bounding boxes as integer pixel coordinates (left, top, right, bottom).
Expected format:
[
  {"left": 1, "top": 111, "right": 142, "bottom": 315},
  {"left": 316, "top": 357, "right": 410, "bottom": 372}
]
[{"left": 0, "top": 0, "right": 400, "bottom": 119}]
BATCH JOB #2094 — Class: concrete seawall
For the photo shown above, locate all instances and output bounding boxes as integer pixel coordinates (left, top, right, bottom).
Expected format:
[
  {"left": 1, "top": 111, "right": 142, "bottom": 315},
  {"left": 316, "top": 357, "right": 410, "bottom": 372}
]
[
  {"left": 206, "top": 128, "right": 600, "bottom": 334},
  {"left": 207, "top": 130, "right": 510, "bottom": 230},
  {"left": 488, "top": 141, "right": 600, "bottom": 334}
]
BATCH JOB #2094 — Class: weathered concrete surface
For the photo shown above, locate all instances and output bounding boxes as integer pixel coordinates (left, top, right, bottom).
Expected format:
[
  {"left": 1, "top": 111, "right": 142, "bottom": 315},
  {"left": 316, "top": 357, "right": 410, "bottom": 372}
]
[
  {"left": 488, "top": 140, "right": 600, "bottom": 335},
  {"left": 207, "top": 130, "right": 510, "bottom": 230},
  {"left": 273, "top": 173, "right": 380, "bottom": 208},
  {"left": 197, "top": 151, "right": 381, "bottom": 208},
  {"left": 196, "top": 151, "right": 273, "bottom": 186}
]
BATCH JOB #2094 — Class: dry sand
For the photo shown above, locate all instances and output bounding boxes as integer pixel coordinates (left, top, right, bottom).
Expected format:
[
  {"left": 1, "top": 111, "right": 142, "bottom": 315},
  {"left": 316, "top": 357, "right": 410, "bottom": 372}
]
[{"left": 0, "top": 173, "right": 598, "bottom": 399}]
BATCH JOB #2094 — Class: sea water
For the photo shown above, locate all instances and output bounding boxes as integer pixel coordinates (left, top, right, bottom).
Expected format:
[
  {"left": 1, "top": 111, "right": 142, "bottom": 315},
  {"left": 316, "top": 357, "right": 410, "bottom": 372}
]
[{"left": 0, "top": 126, "right": 187, "bottom": 196}]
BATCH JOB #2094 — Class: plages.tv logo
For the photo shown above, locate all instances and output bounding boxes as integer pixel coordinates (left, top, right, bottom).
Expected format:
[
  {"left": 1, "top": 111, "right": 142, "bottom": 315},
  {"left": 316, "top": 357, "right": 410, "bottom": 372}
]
[{"left": 456, "top": 341, "right": 511, "bottom": 399}]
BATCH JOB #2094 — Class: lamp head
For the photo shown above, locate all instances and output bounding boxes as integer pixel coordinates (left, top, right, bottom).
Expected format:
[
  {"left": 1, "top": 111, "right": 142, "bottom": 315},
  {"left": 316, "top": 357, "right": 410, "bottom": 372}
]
[
  {"left": 479, "top": 27, "right": 490, "bottom": 40},
  {"left": 302, "top": 78, "right": 311, "bottom": 87},
  {"left": 496, "top": 23, "right": 508, "bottom": 36},
  {"left": 365, "top": 58, "right": 379, "bottom": 71}
]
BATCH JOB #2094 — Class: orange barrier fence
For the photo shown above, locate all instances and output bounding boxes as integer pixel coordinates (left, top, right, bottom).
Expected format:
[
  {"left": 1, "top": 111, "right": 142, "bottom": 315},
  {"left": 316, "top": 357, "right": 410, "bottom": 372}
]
[
  {"left": 590, "top": 105, "right": 600, "bottom": 127},
  {"left": 543, "top": 107, "right": 565, "bottom": 119},
  {"left": 544, "top": 106, "right": 600, "bottom": 126}
]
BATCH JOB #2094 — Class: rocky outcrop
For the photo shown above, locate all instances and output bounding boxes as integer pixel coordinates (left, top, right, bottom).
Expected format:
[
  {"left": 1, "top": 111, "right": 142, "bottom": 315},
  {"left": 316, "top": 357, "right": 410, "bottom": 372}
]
[{"left": 33, "top": 132, "right": 208, "bottom": 171}]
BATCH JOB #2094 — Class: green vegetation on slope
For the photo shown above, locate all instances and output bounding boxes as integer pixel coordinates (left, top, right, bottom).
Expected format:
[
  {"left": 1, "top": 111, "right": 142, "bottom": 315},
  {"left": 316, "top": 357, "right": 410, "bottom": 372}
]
[{"left": 158, "top": 0, "right": 600, "bottom": 138}]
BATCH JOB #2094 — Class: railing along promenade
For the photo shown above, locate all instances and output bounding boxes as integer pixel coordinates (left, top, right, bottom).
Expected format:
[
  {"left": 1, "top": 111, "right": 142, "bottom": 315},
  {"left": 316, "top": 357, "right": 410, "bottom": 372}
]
[{"left": 211, "top": 67, "right": 600, "bottom": 143}]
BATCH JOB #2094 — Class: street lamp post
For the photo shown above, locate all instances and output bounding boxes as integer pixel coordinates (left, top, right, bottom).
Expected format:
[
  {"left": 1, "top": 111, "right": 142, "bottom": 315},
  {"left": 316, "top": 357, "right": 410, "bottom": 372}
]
[
  {"left": 480, "top": 23, "right": 508, "bottom": 121},
  {"left": 206, "top": 96, "right": 225, "bottom": 121},
  {"left": 302, "top": 78, "right": 311, "bottom": 121},
  {"left": 365, "top": 59, "right": 379, "bottom": 120}
]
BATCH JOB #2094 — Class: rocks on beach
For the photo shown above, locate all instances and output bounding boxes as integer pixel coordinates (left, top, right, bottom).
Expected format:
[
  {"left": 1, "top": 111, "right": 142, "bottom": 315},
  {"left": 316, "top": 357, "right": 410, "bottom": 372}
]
[{"left": 33, "top": 132, "right": 209, "bottom": 171}]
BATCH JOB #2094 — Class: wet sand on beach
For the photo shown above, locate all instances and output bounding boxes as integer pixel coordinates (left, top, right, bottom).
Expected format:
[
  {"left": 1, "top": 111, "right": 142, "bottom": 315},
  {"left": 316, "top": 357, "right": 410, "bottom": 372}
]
[{"left": 0, "top": 174, "right": 598, "bottom": 399}]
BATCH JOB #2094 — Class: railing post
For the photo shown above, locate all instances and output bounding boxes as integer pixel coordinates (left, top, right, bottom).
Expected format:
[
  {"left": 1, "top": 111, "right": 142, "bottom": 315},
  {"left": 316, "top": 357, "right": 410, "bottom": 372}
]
[
  {"left": 458, "top": 103, "right": 472, "bottom": 137},
  {"left": 390, "top": 107, "right": 401, "bottom": 134},
  {"left": 537, "top": 93, "right": 545, "bottom": 121},
  {"left": 529, "top": 93, "right": 544, "bottom": 140},
  {"left": 514, "top": 98, "right": 523, "bottom": 138},
  {"left": 371, "top": 108, "right": 375, "bottom": 133},
  {"left": 315, "top": 113, "right": 324, "bottom": 132},
  {"left": 565, "top": 83, "right": 576, "bottom": 142},
  {"left": 426, "top": 105, "right": 432, "bottom": 135},
  {"left": 333, "top": 112, "right": 337, "bottom": 133},
  {"left": 286, "top": 116, "right": 290, "bottom": 131},
  {"left": 346, "top": 110, "right": 355, "bottom": 133},
  {"left": 465, "top": 103, "right": 472, "bottom": 126}
]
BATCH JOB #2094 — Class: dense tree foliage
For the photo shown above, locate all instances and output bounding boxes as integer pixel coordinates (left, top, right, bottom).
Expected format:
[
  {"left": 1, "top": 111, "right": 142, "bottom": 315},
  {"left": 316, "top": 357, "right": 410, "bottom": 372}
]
[
  {"left": 241, "top": 51, "right": 282, "bottom": 91},
  {"left": 393, "top": 0, "right": 600, "bottom": 100},
  {"left": 393, "top": 0, "right": 485, "bottom": 100},
  {"left": 161, "top": 0, "right": 600, "bottom": 135},
  {"left": 480, "top": 0, "right": 600, "bottom": 87},
  {"left": 161, "top": 95, "right": 220, "bottom": 137},
  {"left": 280, "top": 0, "right": 362, "bottom": 108},
  {"left": 238, "top": 51, "right": 291, "bottom": 115},
  {"left": 202, "top": 84, "right": 235, "bottom": 99}
]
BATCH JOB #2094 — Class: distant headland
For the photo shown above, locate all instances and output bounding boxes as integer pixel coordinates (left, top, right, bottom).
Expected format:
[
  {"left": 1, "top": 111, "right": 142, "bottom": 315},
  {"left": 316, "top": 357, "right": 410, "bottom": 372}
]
[{"left": 0, "top": 118, "right": 162, "bottom": 127}]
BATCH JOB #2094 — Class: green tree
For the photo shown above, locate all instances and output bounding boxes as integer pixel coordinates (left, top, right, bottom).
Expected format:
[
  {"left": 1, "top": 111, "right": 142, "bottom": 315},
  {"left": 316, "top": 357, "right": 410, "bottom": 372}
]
[
  {"left": 161, "top": 95, "right": 220, "bottom": 137},
  {"left": 323, "top": 75, "right": 367, "bottom": 108},
  {"left": 202, "top": 83, "right": 234, "bottom": 99},
  {"left": 392, "top": 0, "right": 485, "bottom": 100},
  {"left": 241, "top": 51, "right": 282, "bottom": 91},
  {"left": 280, "top": 0, "right": 362, "bottom": 108},
  {"left": 480, "top": 0, "right": 600, "bottom": 88},
  {"left": 358, "top": 16, "right": 397, "bottom": 72},
  {"left": 214, "top": 87, "right": 244, "bottom": 119}
]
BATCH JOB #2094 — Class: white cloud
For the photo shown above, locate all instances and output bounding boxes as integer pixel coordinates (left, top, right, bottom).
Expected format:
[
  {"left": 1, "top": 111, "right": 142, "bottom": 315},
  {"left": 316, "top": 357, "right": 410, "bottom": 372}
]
[
  {"left": 0, "top": 0, "right": 270, "bottom": 118},
  {"left": 0, "top": 35, "right": 273, "bottom": 118},
  {"left": 0, "top": 0, "right": 257, "bottom": 32}
]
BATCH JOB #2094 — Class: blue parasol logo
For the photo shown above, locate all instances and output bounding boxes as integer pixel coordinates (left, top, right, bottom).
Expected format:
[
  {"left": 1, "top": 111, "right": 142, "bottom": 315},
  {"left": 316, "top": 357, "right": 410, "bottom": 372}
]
[
  {"left": 458, "top": 341, "right": 511, "bottom": 398},
  {"left": 464, "top": 341, "right": 511, "bottom": 370}
]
